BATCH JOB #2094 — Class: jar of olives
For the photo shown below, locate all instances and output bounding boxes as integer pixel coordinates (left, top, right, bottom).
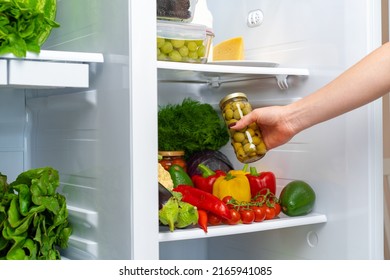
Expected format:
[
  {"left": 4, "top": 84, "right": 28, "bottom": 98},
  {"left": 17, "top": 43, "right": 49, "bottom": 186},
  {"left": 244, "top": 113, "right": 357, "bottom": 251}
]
[
  {"left": 219, "top": 93, "right": 267, "bottom": 163},
  {"left": 158, "top": 151, "right": 187, "bottom": 171}
]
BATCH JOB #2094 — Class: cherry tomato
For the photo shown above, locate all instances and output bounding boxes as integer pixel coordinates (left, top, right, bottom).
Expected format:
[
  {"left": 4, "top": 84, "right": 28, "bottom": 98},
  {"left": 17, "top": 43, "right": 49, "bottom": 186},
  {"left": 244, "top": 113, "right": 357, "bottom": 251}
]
[
  {"left": 251, "top": 206, "right": 266, "bottom": 222},
  {"left": 273, "top": 203, "right": 281, "bottom": 217},
  {"left": 222, "top": 196, "right": 234, "bottom": 209},
  {"left": 264, "top": 205, "right": 276, "bottom": 220},
  {"left": 239, "top": 208, "right": 255, "bottom": 224},
  {"left": 223, "top": 208, "right": 241, "bottom": 225},
  {"left": 207, "top": 212, "right": 222, "bottom": 225}
]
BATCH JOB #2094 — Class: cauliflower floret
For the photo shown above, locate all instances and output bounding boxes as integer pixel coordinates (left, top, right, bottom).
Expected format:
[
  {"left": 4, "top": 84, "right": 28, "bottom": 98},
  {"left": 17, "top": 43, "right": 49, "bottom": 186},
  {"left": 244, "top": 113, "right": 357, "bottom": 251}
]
[{"left": 158, "top": 163, "right": 174, "bottom": 190}]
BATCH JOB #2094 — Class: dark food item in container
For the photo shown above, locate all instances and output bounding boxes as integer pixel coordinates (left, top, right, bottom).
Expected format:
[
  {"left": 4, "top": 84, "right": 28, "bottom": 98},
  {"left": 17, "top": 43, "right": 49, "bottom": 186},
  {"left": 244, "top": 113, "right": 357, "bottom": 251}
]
[{"left": 157, "top": 0, "right": 192, "bottom": 20}]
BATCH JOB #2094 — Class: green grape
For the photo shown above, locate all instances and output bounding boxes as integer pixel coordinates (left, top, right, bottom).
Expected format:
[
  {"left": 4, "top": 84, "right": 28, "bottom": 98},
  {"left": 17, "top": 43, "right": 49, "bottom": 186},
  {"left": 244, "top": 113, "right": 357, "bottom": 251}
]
[
  {"left": 179, "top": 45, "right": 189, "bottom": 57},
  {"left": 188, "top": 51, "right": 198, "bottom": 59},
  {"left": 157, "top": 37, "right": 165, "bottom": 48},
  {"left": 171, "top": 39, "right": 185, "bottom": 48},
  {"left": 161, "top": 42, "right": 173, "bottom": 54},
  {"left": 197, "top": 45, "right": 206, "bottom": 57},
  {"left": 157, "top": 53, "right": 167, "bottom": 60},
  {"left": 187, "top": 41, "right": 198, "bottom": 52},
  {"left": 169, "top": 50, "right": 182, "bottom": 62},
  {"left": 195, "top": 40, "right": 204, "bottom": 46}
]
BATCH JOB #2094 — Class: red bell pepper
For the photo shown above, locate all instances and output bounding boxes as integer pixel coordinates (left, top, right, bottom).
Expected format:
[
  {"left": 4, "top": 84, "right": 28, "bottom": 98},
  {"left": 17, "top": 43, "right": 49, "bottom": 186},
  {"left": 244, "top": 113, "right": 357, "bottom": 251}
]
[
  {"left": 173, "top": 185, "right": 231, "bottom": 220},
  {"left": 246, "top": 166, "right": 276, "bottom": 198},
  {"left": 191, "top": 164, "right": 226, "bottom": 193}
]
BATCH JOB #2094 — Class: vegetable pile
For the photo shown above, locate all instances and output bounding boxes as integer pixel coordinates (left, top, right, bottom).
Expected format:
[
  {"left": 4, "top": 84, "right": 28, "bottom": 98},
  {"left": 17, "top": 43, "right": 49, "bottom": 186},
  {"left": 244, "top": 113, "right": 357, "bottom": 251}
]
[
  {"left": 0, "top": 0, "right": 60, "bottom": 57},
  {"left": 0, "top": 167, "right": 72, "bottom": 260},
  {"left": 159, "top": 151, "right": 317, "bottom": 233},
  {"left": 158, "top": 99, "right": 230, "bottom": 157}
]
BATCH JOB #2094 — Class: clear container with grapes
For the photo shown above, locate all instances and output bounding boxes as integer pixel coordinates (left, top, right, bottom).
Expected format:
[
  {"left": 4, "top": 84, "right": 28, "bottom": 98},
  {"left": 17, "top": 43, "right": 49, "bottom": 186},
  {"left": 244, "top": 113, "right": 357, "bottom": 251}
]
[{"left": 157, "top": 20, "right": 214, "bottom": 63}]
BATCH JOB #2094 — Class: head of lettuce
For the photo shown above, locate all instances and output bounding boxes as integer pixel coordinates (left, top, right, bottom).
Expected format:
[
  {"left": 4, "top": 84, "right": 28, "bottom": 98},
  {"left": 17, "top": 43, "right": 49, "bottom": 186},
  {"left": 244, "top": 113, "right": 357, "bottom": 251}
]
[{"left": 0, "top": 0, "right": 60, "bottom": 57}]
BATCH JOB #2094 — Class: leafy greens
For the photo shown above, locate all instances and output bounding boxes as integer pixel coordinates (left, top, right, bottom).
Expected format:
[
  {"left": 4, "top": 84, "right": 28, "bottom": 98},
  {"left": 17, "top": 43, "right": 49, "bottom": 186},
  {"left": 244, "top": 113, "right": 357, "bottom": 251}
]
[
  {"left": 158, "top": 98, "right": 229, "bottom": 157},
  {"left": 0, "top": 167, "right": 72, "bottom": 260},
  {"left": 0, "top": 0, "right": 60, "bottom": 57}
]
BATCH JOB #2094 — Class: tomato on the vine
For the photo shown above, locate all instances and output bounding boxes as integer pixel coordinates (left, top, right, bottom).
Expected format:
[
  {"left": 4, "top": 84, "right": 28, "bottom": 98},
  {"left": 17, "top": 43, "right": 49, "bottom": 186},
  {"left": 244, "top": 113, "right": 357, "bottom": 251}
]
[
  {"left": 264, "top": 205, "right": 276, "bottom": 220},
  {"left": 251, "top": 206, "right": 266, "bottom": 222},
  {"left": 223, "top": 208, "right": 241, "bottom": 225},
  {"left": 207, "top": 212, "right": 222, "bottom": 225},
  {"left": 273, "top": 203, "right": 281, "bottom": 217},
  {"left": 222, "top": 196, "right": 234, "bottom": 209},
  {"left": 239, "top": 208, "right": 255, "bottom": 224}
]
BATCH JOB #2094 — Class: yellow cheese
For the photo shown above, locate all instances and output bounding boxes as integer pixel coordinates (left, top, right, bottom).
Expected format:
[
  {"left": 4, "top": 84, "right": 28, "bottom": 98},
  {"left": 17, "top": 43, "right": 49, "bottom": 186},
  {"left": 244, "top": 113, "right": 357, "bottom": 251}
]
[{"left": 213, "top": 36, "right": 245, "bottom": 61}]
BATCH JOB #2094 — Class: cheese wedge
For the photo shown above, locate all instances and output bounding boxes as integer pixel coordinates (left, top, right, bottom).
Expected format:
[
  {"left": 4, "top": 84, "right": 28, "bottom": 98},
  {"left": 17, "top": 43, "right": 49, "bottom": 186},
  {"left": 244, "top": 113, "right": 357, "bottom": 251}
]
[{"left": 213, "top": 36, "right": 245, "bottom": 61}]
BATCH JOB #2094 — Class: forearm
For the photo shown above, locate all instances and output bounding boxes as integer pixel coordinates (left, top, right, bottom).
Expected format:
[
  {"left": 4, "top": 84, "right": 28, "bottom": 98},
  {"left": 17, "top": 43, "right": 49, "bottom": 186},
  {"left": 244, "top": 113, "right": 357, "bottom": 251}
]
[{"left": 286, "top": 42, "right": 390, "bottom": 134}]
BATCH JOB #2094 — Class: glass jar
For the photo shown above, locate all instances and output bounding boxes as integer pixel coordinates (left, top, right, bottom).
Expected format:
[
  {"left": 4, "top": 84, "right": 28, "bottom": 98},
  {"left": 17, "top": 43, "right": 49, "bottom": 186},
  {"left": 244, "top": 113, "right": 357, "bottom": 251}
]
[
  {"left": 158, "top": 151, "right": 187, "bottom": 171},
  {"left": 219, "top": 92, "right": 267, "bottom": 163}
]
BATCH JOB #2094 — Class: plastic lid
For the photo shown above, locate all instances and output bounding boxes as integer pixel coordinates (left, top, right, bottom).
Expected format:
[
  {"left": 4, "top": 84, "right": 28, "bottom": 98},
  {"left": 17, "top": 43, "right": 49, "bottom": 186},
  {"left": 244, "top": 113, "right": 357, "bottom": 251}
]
[
  {"left": 157, "top": 20, "right": 212, "bottom": 40},
  {"left": 219, "top": 92, "right": 248, "bottom": 109}
]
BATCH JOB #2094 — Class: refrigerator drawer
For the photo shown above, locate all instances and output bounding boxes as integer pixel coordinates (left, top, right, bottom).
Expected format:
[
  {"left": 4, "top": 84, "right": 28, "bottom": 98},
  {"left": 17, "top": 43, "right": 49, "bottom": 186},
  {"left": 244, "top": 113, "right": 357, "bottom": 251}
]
[{"left": 8, "top": 60, "right": 89, "bottom": 88}]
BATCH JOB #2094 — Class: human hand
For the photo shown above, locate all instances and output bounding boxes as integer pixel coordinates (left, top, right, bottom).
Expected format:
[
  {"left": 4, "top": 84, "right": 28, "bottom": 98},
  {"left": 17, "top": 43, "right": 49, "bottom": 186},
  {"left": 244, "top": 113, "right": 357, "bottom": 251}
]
[{"left": 229, "top": 106, "right": 297, "bottom": 150}]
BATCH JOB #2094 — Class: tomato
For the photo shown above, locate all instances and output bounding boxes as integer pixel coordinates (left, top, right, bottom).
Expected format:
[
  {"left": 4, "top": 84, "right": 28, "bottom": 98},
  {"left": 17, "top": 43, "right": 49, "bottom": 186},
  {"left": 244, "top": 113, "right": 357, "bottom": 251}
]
[
  {"left": 273, "top": 203, "right": 281, "bottom": 217},
  {"left": 222, "top": 196, "right": 234, "bottom": 209},
  {"left": 251, "top": 206, "right": 266, "bottom": 222},
  {"left": 223, "top": 208, "right": 241, "bottom": 225},
  {"left": 264, "top": 205, "right": 276, "bottom": 220},
  {"left": 207, "top": 212, "right": 222, "bottom": 225},
  {"left": 239, "top": 208, "right": 255, "bottom": 224}
]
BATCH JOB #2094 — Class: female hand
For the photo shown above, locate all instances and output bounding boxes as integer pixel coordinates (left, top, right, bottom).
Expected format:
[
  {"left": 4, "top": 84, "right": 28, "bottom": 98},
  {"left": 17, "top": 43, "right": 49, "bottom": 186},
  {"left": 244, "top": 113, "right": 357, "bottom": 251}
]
[{"left": 229, "top": 105, "right": 298, "bottom": 150}]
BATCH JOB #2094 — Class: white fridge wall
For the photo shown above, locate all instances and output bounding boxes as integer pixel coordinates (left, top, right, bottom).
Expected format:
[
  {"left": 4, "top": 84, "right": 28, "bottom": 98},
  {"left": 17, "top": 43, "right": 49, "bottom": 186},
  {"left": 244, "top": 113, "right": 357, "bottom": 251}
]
[{"left": 160, "top": 0, "right": 383, "bottom": 259}]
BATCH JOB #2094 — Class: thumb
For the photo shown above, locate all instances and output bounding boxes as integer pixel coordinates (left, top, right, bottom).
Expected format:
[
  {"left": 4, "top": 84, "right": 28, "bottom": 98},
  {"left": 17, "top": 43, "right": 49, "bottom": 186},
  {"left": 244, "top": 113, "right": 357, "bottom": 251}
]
[{"left": 229, "top": 111, "right": 257, "bottom": 130}]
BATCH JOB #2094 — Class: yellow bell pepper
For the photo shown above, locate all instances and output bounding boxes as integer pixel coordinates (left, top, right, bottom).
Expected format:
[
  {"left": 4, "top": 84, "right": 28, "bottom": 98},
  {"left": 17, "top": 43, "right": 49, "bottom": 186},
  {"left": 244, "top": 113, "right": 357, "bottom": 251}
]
[{"left": 212, "top": 169, "right": 251, "bottom": 202}]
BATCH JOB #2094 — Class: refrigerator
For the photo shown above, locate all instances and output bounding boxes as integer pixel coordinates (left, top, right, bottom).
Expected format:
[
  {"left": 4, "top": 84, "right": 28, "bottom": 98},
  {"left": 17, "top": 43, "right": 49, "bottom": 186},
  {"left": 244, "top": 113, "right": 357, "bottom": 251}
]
[{"left": 0, "top": 0, "right": 384, "bottom": 260}]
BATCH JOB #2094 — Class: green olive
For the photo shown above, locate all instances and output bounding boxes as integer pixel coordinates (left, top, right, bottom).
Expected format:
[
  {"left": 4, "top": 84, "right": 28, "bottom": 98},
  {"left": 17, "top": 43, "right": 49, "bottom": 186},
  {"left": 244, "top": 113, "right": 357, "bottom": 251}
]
[
  {"left": 224, "top": 109, "right": 234, "bottom": 120},
  {"left": 233, "top": 132, "right": 246, "bottom": 143}
]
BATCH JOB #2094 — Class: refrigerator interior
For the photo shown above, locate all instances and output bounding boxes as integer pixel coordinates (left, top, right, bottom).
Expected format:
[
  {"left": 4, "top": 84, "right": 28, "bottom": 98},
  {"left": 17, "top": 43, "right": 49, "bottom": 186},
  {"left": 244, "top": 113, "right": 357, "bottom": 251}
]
[
  {"left": 159, "top": 0, "right": 383, "bottom": 260},
  {"left": 0, "top": 0, "right": 384, "bottom": 260}
]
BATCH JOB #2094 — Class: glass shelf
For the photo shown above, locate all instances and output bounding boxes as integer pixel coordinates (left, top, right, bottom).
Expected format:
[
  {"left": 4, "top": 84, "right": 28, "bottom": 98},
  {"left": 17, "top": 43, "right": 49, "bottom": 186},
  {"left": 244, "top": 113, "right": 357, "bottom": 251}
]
[
  {"left": 159, "top": 212, "right": 327, "bottom": 242},
  {"left": 157, "top": 61, "right": 309, "bottom": 89}
]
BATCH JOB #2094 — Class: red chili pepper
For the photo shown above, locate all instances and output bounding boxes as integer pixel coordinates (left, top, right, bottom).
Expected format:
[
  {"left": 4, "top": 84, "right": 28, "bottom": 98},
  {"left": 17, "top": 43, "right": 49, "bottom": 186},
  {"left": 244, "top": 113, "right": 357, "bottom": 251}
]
[
  {"left": 191, "top": 164, "right": 226, "bottom": 193},
  {"left": 246, "top": 166, "right": 276, "bottom": 198},
  {"left": 197, "top": 209, "right": 208, "bottom": 233},
  {"left": 173, "top": 185, "right": 231, "bottom": 220}
]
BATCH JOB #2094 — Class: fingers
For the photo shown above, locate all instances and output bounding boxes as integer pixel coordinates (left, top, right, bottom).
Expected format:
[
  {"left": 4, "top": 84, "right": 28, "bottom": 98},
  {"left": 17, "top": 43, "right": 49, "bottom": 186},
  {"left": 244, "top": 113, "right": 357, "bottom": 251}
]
[{"left": 229, "top": 111, "right": 257, "bottom": 130}]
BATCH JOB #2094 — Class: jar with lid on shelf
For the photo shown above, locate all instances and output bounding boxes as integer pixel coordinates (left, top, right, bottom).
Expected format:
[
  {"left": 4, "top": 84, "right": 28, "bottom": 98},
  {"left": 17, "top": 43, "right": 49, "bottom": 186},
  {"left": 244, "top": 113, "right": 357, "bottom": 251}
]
[
  {"left": 219, "top": 92, "right": 267, "bottom": 163},
  {"left": 158, "top": 150, "right": 187, "bottom": 171}
]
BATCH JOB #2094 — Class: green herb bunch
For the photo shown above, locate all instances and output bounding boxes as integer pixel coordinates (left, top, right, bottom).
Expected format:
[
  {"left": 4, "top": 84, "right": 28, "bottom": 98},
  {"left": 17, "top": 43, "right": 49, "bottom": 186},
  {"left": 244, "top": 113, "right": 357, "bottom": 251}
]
[
  {"left": 0, "top": 167, "right": 72, "bottom": 260},
  {"left": 158, "top": 98, "right": 229, "bottom": 157},
  {"left": 0, "top": 0, "right": 60, "bottom": 57}
]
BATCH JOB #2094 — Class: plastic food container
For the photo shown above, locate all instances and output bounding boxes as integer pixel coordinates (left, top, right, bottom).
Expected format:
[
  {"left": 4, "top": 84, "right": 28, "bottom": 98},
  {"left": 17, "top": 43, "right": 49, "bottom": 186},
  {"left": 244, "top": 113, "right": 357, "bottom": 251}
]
[
  {"left": 157, "top": 0, "right": 198, "bottom": 22},
  {"left": 219, "top": 92, "right": 267, "bottom": 163},
  {"left": 157, "top": 20, "right": 214, "bottom": 63}
]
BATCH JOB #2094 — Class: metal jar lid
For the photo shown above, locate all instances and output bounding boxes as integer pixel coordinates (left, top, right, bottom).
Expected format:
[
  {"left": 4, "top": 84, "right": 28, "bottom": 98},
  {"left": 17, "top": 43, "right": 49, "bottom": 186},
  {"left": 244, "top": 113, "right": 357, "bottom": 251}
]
[
  {"left": 158, "top": 150, "right": 185, "bottom": 157},
  {"left": 219, "top": 92, "right": 248, "bottom": 109}
]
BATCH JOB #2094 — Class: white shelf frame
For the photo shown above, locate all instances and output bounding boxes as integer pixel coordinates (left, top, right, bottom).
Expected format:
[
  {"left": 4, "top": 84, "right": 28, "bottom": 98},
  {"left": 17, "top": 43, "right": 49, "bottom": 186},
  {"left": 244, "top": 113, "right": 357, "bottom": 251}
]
[{"left": 0, "top": 50, "right": 104, "bottom": 88}]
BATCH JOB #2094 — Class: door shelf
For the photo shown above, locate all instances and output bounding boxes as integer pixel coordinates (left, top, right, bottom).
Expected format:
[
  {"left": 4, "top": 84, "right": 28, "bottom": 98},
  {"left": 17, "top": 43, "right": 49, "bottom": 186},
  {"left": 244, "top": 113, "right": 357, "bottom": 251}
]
[
  {"left": 159, "top": 212, "right": 327, "bottom": 242},
  {"left": 0, "top": 50, "right": 104, "bottom": 88},
  {"left": 157, "top": 61, "right": 310, "bottom": 89}
]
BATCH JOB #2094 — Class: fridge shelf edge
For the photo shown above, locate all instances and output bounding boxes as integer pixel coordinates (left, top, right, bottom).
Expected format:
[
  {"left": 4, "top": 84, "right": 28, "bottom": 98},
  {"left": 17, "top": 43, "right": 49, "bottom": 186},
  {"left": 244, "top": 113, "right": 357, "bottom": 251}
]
[{"left": 158, "top": 212, "right": 327, "bottom": 242}]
